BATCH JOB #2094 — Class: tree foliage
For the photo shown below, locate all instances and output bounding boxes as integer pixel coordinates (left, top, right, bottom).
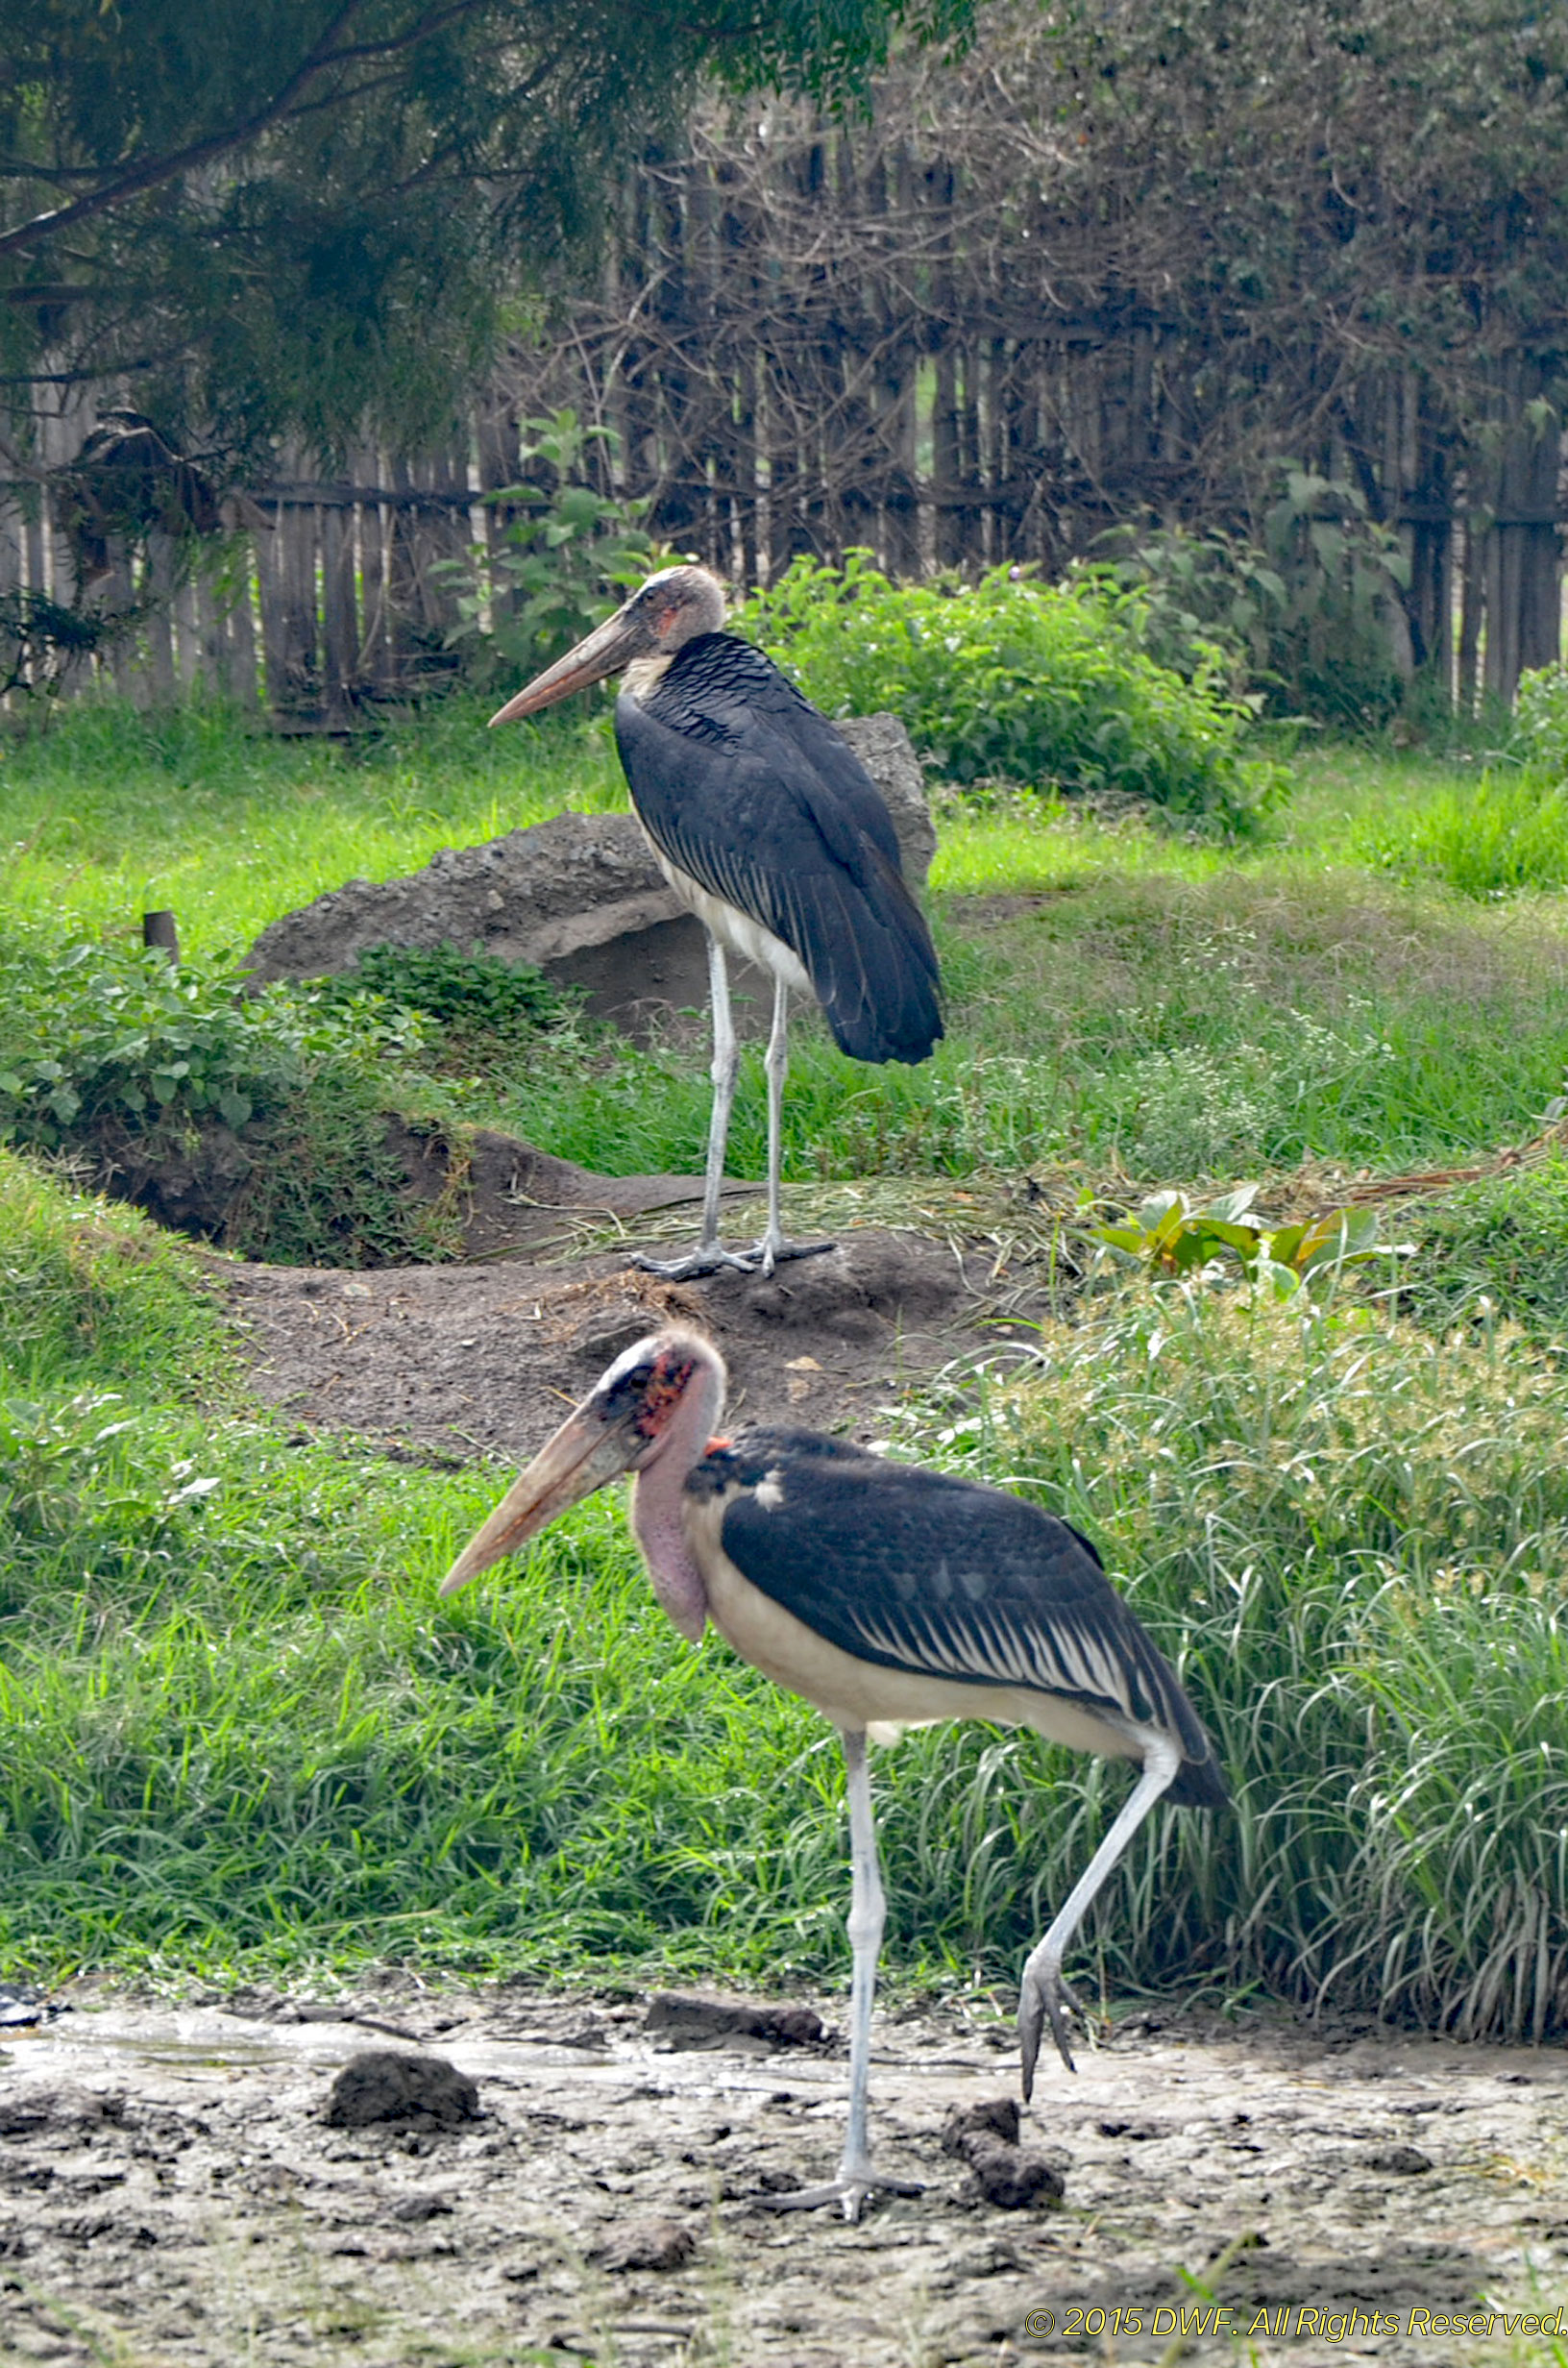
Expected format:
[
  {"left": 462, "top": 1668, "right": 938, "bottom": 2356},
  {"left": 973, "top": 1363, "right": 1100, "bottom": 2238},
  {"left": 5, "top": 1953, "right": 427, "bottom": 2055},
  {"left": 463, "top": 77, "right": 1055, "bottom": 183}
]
[{"left": 0, "top": 0, "right": 969, "bottom": 466}]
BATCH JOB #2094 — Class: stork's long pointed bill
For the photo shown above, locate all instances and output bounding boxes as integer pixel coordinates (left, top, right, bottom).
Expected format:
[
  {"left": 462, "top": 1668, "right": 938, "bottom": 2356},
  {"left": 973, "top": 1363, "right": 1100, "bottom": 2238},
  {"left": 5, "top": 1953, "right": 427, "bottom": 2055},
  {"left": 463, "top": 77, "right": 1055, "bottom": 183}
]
[
  {"left": 439, "top": 1407, "right": 636, "bottom": 1595},
  {"left": 487, "top": 604, "right": 649, "bottom": 727}
]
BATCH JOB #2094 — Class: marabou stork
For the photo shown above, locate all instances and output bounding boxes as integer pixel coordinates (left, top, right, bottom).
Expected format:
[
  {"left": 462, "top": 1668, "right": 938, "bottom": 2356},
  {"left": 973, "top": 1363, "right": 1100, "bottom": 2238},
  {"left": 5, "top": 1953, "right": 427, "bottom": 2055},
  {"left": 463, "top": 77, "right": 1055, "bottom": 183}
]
[
  {"left": 440, "top": 1327, "right": 1227, "bottom": 2221},
  {"left": 488, "top": 566, "right": 943, "bottom": 1280}
]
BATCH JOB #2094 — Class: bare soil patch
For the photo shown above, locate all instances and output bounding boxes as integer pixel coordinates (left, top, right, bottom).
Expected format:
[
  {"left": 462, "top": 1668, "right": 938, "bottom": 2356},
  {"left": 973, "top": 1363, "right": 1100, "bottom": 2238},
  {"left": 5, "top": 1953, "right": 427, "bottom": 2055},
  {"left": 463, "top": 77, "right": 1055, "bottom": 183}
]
[
  {"left": 225, "top": 1222, "right": 1017, "bottom": 1462},
  {"left": 2, "top": 1986, "right": 1563, "bottom": 2366}
]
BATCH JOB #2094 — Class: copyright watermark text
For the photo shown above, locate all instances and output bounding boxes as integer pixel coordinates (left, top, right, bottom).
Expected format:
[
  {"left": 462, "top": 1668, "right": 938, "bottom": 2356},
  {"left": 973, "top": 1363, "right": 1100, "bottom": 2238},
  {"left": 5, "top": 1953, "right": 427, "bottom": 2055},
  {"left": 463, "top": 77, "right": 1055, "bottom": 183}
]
[{"left": 1022, "top": 2306, "right": 1567, "bottom": 2343}]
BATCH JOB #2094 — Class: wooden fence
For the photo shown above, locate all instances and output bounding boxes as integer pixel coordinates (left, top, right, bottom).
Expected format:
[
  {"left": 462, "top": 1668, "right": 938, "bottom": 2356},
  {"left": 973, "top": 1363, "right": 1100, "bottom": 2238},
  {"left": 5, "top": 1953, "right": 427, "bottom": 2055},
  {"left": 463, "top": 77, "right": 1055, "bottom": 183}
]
[{"left": 3, "top": 96, "right": 1565, "bottom": 719}]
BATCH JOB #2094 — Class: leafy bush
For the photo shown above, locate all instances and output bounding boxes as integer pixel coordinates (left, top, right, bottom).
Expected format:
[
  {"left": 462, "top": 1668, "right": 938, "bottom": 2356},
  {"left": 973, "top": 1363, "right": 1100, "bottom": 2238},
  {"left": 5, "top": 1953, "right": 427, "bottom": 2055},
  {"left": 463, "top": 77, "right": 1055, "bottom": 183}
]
[
  {"left": 0, "top": 925, "right": 441, "bottom": 1265},
  {"left": 1084, "top": 521, "right": 1286, "bottom": 697},
  {"left": 314, "top": 942, "right": 582, "bottom": 1081},
  {"left": 741, "top": 553, "right": 1287, "bottom": 835},
  {"left": 440, "top": 409, "right": 659, "bottom": 692},
  {"left": 1355, "top": 770, "right": 1568, "bottom": 898},
  {"left": 1093, "top": 465, "right": 1411, "bottom": 728},
  {"left": 0, "top": 925, "right": 402, "bottom": 1139},
  {"left": 1094, "top": 1184, "right": 1398, "bottom": 1300}
]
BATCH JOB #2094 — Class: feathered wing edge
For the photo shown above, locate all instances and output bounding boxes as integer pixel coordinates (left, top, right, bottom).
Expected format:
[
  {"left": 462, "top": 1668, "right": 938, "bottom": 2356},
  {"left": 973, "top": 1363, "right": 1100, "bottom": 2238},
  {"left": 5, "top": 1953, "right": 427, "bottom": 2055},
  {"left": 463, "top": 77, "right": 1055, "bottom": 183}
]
[
  {"left": 616, "top": 679, "right": 943, "bottom": 1065},
  {"left": 710, "top": 1439, "right": 1228, "bottom": 1810}
]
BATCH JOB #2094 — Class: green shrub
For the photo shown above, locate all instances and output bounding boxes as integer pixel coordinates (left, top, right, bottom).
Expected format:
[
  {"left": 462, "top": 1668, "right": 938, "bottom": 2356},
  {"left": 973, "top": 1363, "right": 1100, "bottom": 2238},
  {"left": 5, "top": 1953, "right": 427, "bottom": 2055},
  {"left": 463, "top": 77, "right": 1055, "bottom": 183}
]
[
  {"left": 1092, "top": 467, "right": 1411, "bottom": 728},
  {"left": 0, "top": 924, "right": 442, "bottom": 1265},
  {"left": 741, "top": 553, "right": 1287, "bottom": 835},
  {"left": 439, "top": 408, "right": 658, "bottom": 692},
  {"left": 1355, "top": 769, "right": 1568, "bottom": 898},
  {"left": 314, "top": 942, "right": 583, "bottom": 1081}
]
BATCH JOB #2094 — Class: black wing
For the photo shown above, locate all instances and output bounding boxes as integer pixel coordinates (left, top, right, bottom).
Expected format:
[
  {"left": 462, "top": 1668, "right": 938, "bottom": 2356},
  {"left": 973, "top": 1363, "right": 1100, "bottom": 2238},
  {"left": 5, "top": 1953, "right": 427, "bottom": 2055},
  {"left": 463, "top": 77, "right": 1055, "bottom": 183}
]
[
  {"left": 698, "top": 1430, "right": 1226, "bottom": 1809},
  {"left": 616, "top": 635, "right": 942, "bottom": 1066}
]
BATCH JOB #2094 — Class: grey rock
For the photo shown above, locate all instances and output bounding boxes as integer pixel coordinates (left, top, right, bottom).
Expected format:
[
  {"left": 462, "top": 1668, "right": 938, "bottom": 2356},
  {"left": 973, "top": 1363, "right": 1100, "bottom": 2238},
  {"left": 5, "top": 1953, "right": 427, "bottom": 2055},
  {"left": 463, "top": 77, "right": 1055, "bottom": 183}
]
[
  {"left": 594, "top": 2215, "right": 697, "bottom": 2272},
  {"left": 837, "top": 712, "right": 937, "bottom": 887}
]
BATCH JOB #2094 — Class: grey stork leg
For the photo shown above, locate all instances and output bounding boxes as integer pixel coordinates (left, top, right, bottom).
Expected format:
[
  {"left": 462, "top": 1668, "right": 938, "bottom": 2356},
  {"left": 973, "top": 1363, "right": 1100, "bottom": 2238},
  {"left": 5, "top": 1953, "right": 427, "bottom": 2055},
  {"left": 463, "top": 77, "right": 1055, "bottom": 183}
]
[
  {"left": 632, "top": 936, "right": 753, "bottom": 1281},
  {"left": 751, "top": 974, "right": 833, "bottom": 1277},
  {"left": 1018, "top": 1734, "right": 1182, "bottom": 2098},
  {"left": 638, "top": 953, "right": 831, "bottom": 1281},
  {"left": 759, "top": 1727, "right": 920, "bottom": 2221}
]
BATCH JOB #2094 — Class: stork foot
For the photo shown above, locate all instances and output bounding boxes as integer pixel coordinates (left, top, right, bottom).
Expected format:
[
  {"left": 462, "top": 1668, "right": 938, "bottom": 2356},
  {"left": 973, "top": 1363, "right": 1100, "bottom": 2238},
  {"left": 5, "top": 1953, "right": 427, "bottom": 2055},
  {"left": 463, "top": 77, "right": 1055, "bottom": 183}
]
[
  {"left": 756, "top": 2166, "right": 923, "bottom": 2224},
  {"left": 629, "top": 1237, "right": 837, "bottom": 1283},
  {"left": 1018, "top": 1958, "right": 1095, "bottom": 2095}
]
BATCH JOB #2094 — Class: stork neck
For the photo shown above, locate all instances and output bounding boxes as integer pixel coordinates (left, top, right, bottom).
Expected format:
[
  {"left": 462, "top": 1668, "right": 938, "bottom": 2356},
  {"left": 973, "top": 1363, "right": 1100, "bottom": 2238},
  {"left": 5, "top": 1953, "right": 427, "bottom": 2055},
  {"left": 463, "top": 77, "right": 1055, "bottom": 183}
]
[
  {"left": 628, "top": 1346, "right": 725, "bottom": 1642},
  {"left": 623, "top": 653, "right": 674, "bottom": 703}
]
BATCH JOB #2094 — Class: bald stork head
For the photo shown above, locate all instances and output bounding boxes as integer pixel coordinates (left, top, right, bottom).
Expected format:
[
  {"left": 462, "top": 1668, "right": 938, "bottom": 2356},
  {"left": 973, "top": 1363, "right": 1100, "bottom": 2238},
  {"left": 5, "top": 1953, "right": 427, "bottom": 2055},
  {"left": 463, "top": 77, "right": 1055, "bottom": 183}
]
[
  {"left": 438, "top": 1328, "right": 726, "bottom": 1597},
  {"left": 488, "top": 565, "right": 726, "bottom": 727}
]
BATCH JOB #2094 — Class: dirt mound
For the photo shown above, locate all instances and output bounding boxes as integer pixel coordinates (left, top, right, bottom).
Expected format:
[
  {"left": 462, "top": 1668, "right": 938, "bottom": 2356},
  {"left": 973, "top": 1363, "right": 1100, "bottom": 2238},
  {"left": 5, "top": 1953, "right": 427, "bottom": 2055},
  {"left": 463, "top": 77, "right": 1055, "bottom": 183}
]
[
  {"left": 244, "top": 715, "right": 935, "bottom": 1040},
  {"left": 226, "top": 1224, "right": 1026, "bottom": 1461}
]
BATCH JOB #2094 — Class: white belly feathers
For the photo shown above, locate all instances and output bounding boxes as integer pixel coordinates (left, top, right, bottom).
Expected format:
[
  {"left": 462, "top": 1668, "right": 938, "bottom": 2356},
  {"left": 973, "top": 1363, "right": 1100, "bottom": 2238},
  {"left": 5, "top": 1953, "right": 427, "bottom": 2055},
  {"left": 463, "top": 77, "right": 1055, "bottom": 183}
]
[{"left": 644, "top": 835, "right": 813, "bottom": 995}]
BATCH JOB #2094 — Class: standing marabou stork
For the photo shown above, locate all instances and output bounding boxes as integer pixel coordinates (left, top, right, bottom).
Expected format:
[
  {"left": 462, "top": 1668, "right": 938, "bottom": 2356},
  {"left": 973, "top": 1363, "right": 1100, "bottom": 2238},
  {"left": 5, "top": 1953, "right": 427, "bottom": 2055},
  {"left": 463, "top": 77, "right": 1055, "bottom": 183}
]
[
  {"left": 488, "top": 566, "right": 943, "bottom": 1280},
  {"left": 440, "top": 1327, "right": 1227, "bottom": 2221}
]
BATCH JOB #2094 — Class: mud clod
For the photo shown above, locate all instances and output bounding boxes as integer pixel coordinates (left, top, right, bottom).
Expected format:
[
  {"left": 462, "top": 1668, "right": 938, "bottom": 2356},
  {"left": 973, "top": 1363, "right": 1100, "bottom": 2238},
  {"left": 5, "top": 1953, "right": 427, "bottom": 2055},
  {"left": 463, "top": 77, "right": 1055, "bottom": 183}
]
[
  {"left": 323, "top": 2050, "right": 480, "bottom": 2133},
  {"left": 645, "top": 1992, "right": 826, "bottom": 2051},
  {"left": 942, "top": 2097, "right": 1020, "bottom": 2154},
  {"left": 1365, "top": 2143, "right": 1433, "bottom": 2176},
  {"left": 594, "top": 2215, "right": 697, "bottom": 2272},
  {"left": 942, "top": 2097, "right": 1063, "bottom": 2209}
]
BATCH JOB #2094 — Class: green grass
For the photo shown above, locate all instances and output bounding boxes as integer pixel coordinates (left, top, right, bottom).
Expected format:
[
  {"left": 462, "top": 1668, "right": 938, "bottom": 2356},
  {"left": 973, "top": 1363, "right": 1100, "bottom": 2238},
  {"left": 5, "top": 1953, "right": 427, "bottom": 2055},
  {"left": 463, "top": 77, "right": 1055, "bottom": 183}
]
[
  {"left": 0, "top": 693, "right": 625, "bottom": 956},
  {"left": 3, "top": 697, "right": 1568, "bottom": 2026},
  {"left": 6, "top": 699, "right": 1567, "bottom": 1205},
  {"left": 1354, "top": 764, "right": 1568, "bottom": 899},
  {"left": 4, "top": 1151, "right": 1567, "bottom": 2043}
]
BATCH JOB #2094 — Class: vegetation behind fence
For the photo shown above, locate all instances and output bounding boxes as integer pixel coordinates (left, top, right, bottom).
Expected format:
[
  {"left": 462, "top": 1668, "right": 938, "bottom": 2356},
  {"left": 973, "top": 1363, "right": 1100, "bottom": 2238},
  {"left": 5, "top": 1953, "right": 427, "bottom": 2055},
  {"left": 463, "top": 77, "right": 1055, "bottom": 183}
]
[{"left": 4, "top": 0, "right": 1566, "bottom": 723}]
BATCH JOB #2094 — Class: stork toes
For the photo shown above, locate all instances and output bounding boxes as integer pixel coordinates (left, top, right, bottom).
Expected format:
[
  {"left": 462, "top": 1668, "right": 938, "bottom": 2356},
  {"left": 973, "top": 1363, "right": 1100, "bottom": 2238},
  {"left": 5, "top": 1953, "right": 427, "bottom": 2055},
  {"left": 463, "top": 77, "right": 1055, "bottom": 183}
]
[
  {"left": 1017, "top": 1955, "right": 1096, "bottom": 2096},
  {"left": 629, "top": 1235, "right": 837, "bottom": 1283},
  {"left": 756, "top": 2165, "right": 923, "bottom": 2223}
]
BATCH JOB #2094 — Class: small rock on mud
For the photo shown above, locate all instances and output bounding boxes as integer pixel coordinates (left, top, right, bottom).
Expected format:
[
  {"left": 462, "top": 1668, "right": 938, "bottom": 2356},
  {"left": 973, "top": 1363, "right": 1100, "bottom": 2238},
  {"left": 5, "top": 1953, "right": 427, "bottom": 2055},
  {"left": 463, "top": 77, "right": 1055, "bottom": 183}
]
[
  {"left": 942, "top": 2096, "right": 1064, "bottom": 2209},
  {"left": 594, "top": 2215, "right": 697, "bottom": 2272},
  {"left": 645, "top": 1991, "right": 826, "bottom": 2051},
  {"left": 323, "top": 2049, "right": 479, "bottom": 2132},
  {"left": 1365, "top": 2143, "right": 1433, "bottom": 2175}
]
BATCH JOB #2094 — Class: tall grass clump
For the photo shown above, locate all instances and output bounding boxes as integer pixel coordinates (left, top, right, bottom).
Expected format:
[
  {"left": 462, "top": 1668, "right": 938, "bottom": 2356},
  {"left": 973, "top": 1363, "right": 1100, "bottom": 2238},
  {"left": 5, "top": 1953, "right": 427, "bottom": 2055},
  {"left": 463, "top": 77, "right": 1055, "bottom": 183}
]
[
  {"left": 889, "top": 1288, "right": 1568, "bottom": 2039},
  {"left": 741, "top": 553, "right": 1287, "bottom": 835},
  {"left": 1395, "top": 1156, "right": 1568, "bottom": 1348},
  {"left": 1357, "top": 768, "right": 1568, "bottom": 899},
  {"left": 0, "top": 1148, "right": 233, "bottom": 1398}
]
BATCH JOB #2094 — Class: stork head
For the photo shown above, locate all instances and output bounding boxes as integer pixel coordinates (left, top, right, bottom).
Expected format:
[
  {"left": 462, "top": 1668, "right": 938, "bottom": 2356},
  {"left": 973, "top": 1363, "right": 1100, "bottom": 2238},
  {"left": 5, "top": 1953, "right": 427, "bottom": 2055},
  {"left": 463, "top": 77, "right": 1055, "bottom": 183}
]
[
  {"left": 487, "top": 565, "right": 726, "bottom": 727},
  {"left": 439, "top": 1327, "right": 726, "bottom": 1595}
]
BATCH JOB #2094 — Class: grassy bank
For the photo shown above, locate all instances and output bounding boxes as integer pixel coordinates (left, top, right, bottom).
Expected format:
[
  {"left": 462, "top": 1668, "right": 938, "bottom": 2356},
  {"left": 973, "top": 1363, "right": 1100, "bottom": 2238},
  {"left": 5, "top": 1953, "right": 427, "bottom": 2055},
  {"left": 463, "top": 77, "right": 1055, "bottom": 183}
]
[
  {"left": 3, "top": 1151, "right": 1566, "bottom": 2040},
  {"left": 2, "top": 697, "right": 1567, "bottom": 2030}
]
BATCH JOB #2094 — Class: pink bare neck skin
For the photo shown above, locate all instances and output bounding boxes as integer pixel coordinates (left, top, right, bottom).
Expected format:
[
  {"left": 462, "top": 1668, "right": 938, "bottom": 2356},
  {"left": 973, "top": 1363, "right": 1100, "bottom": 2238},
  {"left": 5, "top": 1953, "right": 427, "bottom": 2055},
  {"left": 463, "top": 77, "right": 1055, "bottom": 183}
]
[{"left": 629, "top": 1349, "right": 725, "bottom": 1641}]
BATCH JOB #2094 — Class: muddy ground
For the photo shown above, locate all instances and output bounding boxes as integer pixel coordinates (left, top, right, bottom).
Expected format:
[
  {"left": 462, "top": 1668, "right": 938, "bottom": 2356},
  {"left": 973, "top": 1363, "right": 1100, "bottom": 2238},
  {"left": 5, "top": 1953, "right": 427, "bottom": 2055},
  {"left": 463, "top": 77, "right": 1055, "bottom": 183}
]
[{"left": 2, "top": 1984, "right": 1565, "bottom": 2367}]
